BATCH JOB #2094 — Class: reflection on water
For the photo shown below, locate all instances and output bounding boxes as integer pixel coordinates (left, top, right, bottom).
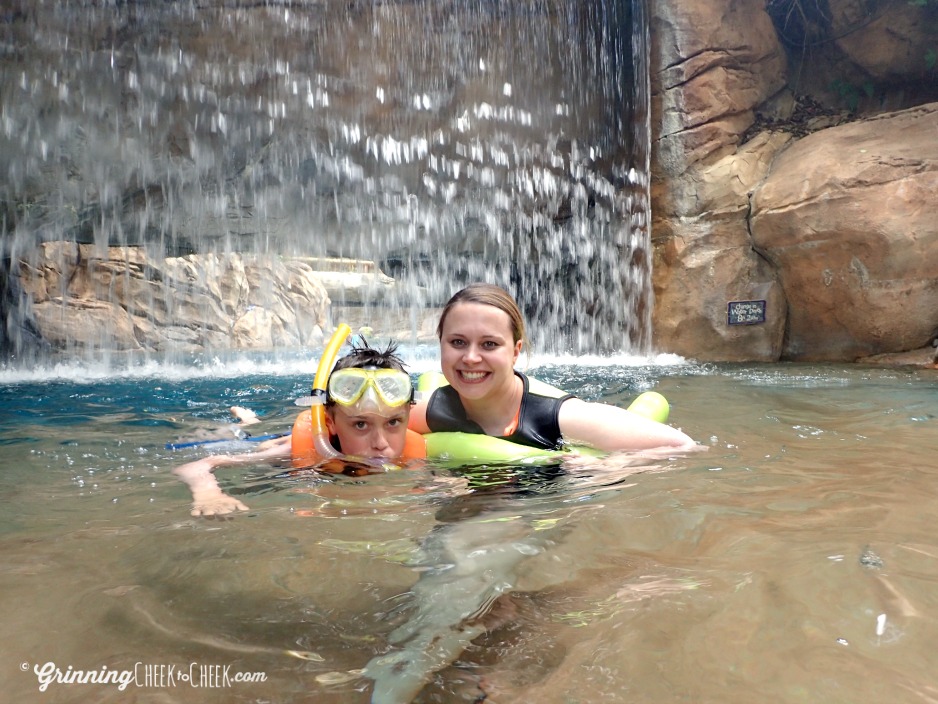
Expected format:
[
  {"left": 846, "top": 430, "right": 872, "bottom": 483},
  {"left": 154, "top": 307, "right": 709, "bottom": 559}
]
[{"left": 1, "top": 361, "right": 937, "bottom": 703}]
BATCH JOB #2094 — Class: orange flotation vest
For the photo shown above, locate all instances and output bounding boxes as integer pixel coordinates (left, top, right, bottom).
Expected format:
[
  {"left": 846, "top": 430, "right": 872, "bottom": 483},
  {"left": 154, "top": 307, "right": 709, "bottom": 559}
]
[{"left": 290, "top": 409, "right": 427, "bottom": 468}]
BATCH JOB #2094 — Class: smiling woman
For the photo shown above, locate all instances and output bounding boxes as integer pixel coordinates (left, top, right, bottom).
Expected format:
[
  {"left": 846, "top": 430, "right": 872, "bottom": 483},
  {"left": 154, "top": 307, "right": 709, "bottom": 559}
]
[{"left": 408, "top": 283, "right": 701, "bottom": 453}]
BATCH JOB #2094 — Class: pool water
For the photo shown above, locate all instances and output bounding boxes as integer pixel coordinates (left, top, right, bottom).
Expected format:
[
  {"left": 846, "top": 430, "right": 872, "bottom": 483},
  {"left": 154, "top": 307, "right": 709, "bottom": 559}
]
[{"left": 1, "top": 356, "right": 937, "bottom": 703}]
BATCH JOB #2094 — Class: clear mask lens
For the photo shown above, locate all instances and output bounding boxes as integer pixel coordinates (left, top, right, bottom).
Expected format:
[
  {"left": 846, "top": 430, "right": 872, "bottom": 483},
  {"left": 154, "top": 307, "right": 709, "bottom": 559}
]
[
  {"left": 353, "top": 386, "right": 385, "bottom": 415},
  {"left": 328, "top": 368, "right": 412, "bottom": 408}
]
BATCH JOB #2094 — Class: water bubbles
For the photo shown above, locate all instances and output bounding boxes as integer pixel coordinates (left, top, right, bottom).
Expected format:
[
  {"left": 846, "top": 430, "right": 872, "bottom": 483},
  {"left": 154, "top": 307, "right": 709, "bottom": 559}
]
[
  {"left": 412, "top": 94, "right": 431, "bottom": 110},
  {"left": 513, "top": 542, "right": 541, "bottom": 556},
  {"left": 474, "top": 102, "right": 493, "bottom": 120},
  {"left": 859, "top": 547, "right": 884, "bottom": 569},
  {"left": 315, "top": 670, "right": 361, "bottom": 685},
  {"left": 341, "top": 123, "right": 362, "bottom": 146}
]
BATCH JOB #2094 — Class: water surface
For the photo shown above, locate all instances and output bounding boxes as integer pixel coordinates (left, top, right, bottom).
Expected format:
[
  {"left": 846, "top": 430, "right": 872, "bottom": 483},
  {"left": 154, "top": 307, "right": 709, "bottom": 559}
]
[{"left": 1, "top": 358, "right": 936, "bottom": 703}]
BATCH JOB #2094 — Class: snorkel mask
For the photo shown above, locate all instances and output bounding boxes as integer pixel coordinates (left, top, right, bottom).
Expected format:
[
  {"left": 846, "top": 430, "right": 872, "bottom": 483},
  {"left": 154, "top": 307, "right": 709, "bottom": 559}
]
[{"left": 327, "top": 367, "right": 414, "bottom": 415}]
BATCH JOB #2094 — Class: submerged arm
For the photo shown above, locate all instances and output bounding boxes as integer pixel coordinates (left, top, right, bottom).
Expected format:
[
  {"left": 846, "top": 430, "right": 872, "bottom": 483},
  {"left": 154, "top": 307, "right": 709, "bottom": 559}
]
[
  {"left": 172, "top": 436, "right": 292, "bottom": 516},
  {"left": 558, "top": 398, "right": 700, "bottom": 453}
]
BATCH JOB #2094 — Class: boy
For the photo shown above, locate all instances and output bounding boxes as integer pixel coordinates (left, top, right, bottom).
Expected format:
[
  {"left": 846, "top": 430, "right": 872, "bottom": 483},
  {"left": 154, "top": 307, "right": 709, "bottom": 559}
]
[{"left": 173, "top": 340, "right": 420, "bottom": 517}]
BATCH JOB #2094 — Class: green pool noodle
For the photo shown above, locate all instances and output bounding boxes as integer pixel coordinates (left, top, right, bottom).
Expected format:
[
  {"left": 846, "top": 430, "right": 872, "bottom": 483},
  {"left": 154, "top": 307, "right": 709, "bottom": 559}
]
[
  {"left": 626, "top": 390, "right": 670, "bottom": 423},
  {"left": 417, "top": 371, "right": 670, "bottom": 463}
]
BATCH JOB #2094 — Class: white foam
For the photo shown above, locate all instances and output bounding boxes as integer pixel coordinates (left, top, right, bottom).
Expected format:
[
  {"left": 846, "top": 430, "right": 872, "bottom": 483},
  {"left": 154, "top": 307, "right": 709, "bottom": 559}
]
[{"left": 0, "top": 348, "right": 690, "bottom": 386}]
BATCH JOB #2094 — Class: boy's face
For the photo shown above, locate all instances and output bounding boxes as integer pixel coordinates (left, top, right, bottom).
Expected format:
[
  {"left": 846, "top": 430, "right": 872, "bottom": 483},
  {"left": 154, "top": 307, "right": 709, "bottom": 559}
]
[{"left": 325, "top": 405, "right": 411, "bottom": 459}]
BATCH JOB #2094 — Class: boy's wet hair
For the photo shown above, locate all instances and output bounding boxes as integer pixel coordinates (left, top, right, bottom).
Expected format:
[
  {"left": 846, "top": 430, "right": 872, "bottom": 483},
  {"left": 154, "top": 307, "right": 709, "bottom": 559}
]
[{"left": 332, "top": 337, "right": 407, "bottom": 374}]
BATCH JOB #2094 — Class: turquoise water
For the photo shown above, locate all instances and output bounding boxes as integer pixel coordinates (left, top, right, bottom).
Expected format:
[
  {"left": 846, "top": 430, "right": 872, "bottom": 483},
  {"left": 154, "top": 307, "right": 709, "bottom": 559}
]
[{"left": 1, "top": 355, "right": 937, "bottom": 703}]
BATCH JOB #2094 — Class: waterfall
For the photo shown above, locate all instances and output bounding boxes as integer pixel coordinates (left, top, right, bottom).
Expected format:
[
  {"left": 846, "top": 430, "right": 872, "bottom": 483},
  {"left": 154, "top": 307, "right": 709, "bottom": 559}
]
[{"left": 0, "top": 0, "right": 651, "bottom": 362}]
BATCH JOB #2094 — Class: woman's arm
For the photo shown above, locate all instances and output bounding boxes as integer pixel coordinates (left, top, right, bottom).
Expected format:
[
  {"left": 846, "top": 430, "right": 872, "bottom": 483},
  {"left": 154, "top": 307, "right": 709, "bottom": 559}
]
[{"left": 557, "top": 398, "right": 701, "bottom": 453}]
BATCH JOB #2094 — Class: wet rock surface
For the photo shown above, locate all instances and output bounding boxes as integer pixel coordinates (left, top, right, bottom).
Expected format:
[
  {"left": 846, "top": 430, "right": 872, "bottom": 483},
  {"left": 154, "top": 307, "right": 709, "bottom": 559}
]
[{"left": 651, "top": 0, "right": 938, "bottom": 364}]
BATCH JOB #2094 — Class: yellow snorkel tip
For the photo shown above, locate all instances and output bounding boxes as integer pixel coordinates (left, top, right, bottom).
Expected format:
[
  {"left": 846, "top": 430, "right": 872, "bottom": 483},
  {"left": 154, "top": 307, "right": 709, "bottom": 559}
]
[{"left": 313, "top": 324, "right": 353, "bottom": 396}]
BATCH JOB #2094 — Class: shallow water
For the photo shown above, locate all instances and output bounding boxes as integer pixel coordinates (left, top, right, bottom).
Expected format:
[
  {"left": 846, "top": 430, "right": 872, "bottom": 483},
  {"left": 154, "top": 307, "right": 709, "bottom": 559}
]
[{"left": 1, "top": 357, "right": 937, "bottom": 703}]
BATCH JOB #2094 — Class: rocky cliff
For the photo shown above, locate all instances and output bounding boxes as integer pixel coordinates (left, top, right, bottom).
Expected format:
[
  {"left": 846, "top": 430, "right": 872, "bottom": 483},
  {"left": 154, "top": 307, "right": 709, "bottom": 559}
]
[{"left": 651, "top": 0, "right": 938, "bottom": 364}]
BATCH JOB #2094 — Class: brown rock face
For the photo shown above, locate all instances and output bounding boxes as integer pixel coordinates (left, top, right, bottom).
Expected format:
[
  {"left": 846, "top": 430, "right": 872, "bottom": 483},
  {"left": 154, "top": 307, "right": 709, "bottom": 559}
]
[
  {"left": 652, "top": 0, "right": 788, "bottom": 180},
  {"left": 14, "top": 243, "right": 330, "bottom": 355},
  {"left": 651, "top": 0, "right": 938, "bottom": 363},
  {"left": 650, "top": 0, "right": 789, "bottom": 361},
  {"left": 750, "top": 104, "right": 938, "bottom": 361},
  {"left": 651, "top": 132, "right": 790, "bottom": 362},
  {"left": 831, "top": 0, "right": 938, "bottom": 83}
]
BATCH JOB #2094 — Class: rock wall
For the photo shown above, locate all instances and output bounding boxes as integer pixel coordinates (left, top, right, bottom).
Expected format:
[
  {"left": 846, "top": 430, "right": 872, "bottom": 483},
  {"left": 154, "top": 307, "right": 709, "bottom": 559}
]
[
  {"left": 650, "top": 0, "right": 938, "bottom": 363},
  {"left": 750, "top": 104, "right": 938, "bottom": 361},
  {"left": 650, "top": 0, "right": 789, "bottom": 361},
  {"left": 4, "top": 0, "right": 936, "bottom": 364},
  {"left": 10, "top": 243, "right": 330, "bottom": 355}
]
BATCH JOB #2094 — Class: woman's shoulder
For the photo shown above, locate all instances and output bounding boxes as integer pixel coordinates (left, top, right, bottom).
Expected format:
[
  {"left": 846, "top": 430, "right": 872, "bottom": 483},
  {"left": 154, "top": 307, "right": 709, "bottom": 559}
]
[{"left": 519, "top": 372, "right": 574, "bottom": 401}]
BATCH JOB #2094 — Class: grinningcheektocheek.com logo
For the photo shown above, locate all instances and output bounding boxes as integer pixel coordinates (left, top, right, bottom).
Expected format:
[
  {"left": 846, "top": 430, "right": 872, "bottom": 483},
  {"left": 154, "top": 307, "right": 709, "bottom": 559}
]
[{"left": 23, "top": 661, "right": 268, "bottom": 692}]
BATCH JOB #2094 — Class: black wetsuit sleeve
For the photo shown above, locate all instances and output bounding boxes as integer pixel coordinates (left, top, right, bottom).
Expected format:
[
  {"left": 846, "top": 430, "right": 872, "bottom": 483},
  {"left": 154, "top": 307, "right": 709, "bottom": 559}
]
[{"left": 425, "top": 386, "right": 485, "bottom": 434}]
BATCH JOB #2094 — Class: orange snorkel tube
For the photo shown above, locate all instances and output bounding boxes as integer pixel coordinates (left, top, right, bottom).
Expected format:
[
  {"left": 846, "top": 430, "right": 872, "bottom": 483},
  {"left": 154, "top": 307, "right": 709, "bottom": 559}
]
[{"left": 309, "top": 323, "right": 352, "bottom": 460}]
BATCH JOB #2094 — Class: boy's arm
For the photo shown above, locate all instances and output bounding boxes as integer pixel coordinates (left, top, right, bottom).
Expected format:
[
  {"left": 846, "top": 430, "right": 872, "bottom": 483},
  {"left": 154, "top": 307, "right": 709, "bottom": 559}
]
[
  {"left": 172, "top": 437, "right": 292, "bottom": 517},
  {"left": 173, "top": 455, "right": 249, "bottom": 517}
]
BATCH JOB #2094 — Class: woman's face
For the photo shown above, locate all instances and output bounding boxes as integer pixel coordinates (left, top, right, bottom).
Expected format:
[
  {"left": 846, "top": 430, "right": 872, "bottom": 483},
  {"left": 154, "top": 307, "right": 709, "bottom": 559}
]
[{"left": 439, "top": 301, "right": 522, "bottom": 401}]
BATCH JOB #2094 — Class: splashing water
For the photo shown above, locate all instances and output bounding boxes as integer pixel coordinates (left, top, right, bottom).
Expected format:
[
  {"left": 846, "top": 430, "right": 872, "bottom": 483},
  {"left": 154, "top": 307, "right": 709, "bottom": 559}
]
[{"left": 1, "top": 0, "right": 652, "bottom": 362}]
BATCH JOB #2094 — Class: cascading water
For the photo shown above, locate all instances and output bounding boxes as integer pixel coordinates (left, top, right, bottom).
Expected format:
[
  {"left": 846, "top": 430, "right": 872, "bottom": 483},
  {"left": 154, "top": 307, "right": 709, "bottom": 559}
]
[{"left": 0, "top": 0, "right": 651, "bottom": 362}]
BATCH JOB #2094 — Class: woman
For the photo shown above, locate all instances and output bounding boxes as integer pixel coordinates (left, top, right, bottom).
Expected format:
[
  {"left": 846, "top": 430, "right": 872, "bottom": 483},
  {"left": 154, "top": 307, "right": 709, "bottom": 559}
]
[{"left": 408, "top": 283, "right": 699, "bottom": 453}]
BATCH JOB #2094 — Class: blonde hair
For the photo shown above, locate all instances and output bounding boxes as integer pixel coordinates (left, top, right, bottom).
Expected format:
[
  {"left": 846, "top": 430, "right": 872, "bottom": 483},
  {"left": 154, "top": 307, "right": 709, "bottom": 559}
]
[{"left": 436, "top": 283, "right": 530, "bottom": 351}]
